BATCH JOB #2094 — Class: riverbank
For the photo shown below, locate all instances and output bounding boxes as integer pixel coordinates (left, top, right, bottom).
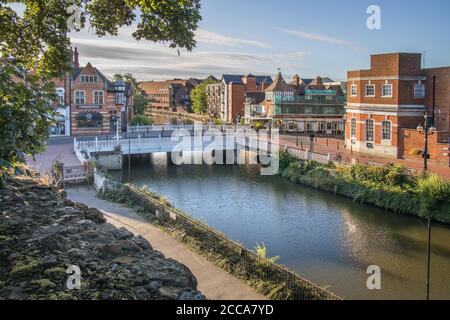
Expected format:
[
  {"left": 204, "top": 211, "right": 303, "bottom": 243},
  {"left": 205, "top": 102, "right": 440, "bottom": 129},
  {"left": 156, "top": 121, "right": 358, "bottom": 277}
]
[
  {"left": 0, "top": 174, "right": 204, "bottom": 300},
  {"left": 66, "top": 186, "right": 265, "bottom": 300},
  {"left": 279, "top": 149, "right": 450, "bottom": 224},
  {"left": 96, "top": 180, "right": 341, "bottom": 300}
]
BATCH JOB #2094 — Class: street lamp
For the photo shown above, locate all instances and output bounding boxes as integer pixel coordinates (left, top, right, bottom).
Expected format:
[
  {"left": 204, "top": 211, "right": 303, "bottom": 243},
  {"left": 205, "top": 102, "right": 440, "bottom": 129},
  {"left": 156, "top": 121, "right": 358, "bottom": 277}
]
[{"left": 416, "top": 112, "right": 436, "bottom": 301}]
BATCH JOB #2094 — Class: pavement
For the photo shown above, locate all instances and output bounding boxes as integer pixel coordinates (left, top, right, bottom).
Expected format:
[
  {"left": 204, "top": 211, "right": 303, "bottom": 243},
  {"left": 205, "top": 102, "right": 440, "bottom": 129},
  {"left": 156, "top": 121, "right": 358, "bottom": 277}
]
[
  {"left": 66, "top": 186, "right": 265, "bottom": 300},
  {"left": 26, "top": 136, "right": 81, "bottom": 174}
]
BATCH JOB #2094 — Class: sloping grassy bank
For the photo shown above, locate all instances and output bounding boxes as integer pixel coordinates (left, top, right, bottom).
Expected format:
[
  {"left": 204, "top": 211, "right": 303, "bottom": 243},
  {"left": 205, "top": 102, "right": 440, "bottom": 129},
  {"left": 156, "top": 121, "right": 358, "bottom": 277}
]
[{"left": 279, "top": 150, "right": 450, "bottom": 224}]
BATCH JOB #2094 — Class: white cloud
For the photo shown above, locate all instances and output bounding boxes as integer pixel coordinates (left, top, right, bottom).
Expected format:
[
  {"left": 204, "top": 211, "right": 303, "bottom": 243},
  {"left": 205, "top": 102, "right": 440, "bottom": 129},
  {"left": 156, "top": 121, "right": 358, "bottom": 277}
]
[
  {"left": 275, "top": 27, "right": 351, "bottom": 45},
  {"left": 195, "top": 29, "right": 269, "bottom": 48}
]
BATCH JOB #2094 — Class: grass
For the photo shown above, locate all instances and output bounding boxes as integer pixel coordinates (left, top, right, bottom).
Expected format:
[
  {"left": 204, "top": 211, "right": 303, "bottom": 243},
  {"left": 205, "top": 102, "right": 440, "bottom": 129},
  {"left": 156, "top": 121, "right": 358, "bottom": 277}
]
[{"left": 278, "top": 149, "right": 450, "bottom": 224}]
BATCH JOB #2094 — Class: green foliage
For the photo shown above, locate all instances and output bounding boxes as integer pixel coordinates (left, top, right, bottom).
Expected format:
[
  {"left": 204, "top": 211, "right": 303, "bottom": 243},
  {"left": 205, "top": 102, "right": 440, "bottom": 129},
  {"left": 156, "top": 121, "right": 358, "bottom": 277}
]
[
  {"left": 255, "top": 242, "right": 280, "bottom": 263},
  {"left": 130, "top": 114, "right": 153, "bottom": 126},
  {"left": 417, "top": 174, "right": 450, "bottom": 218},
  {"left": 114, "top": 73, "right": 149, "bottom": 115},
  {"left": 278, "top": 150, "right": 450, "bottom": 223},
  {"left": 190, "top": 79, "right": 219, "bottom": 114},
  {"left": 0, "top": 1, "right": 201, "bottom": 171},
  {"left": 0, "top": 65, "right": 56, "bottom": 170}
]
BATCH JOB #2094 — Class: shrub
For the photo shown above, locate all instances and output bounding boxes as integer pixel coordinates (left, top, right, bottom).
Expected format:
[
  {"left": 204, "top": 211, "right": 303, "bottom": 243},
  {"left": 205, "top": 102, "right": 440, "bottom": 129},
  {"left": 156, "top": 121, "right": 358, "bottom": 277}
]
[
  {"left": 417, "top": 174, "right": 450, "bottom": 219},
  {"left": 130, "top": 115, "right": 153, "bottom": 126}
]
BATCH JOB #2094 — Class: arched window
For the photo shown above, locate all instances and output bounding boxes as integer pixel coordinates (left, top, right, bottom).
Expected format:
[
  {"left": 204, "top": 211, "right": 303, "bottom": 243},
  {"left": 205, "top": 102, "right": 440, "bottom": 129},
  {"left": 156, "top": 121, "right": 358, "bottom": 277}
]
[
  {"left": 76, "top": 112, "right": 103, "bottom": 128},
  {"left": 365, "top": 119, "right": 374, "bottom": 142},
  {"left": 382, "top": 120, "right": 392, "bottom": 140}
]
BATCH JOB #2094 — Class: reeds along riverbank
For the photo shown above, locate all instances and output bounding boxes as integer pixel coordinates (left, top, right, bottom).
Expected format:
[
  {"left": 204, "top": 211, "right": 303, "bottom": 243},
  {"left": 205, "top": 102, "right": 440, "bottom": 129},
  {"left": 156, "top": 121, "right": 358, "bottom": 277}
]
[{"left": 278, "top": 149, "right": 450, "bottom": 224}]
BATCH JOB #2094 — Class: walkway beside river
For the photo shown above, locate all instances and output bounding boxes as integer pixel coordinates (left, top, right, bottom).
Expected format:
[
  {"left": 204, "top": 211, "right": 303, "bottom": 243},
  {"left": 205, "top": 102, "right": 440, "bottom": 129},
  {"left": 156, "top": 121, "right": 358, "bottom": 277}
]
[{"left": 66, "top": 186, "right": 265, "bottom": 300}]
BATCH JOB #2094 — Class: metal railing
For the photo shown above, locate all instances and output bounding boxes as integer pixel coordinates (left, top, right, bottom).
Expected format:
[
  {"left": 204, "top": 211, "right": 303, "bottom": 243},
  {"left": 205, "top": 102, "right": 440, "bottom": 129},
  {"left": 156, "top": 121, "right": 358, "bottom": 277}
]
[{"left": 95, "top": 171, "right": 340, "bottom": 300}]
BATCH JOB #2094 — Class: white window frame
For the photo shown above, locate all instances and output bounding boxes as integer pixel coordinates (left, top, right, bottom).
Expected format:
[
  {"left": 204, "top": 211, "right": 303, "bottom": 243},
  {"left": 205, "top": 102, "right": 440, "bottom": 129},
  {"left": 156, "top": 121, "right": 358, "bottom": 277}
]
[
  {"left": 75, "top": 90, "right": 85, "bottom": 105},
  {"left": 93, "top": 90, "right": 104, "bottom": 105},
  {"left": 350, "top": 84, "right": 357, "bottom": 97},
  {"left": 381, "top": 84, "right": 393, "bottom": 97},
  {"left": 381, "top": 120, "right": 392, "bottom": 141},
  {"left": 414, "top": 83, "right": 425, "bottom": 98},
  {"left": 365, "top": 84, "right": 375, "bottom": 97},
  {"left": 350, "top": 118, "right": 357, "bottom": 138},
  {"left": 365, "top": 119, "right": 375, "bottom": 142}
]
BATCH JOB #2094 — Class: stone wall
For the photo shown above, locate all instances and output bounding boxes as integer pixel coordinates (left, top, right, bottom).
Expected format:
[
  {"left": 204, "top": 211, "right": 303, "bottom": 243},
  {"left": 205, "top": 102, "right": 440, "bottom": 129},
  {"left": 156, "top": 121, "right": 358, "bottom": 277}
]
[{"left": 0, "top": 175, "right": 204, "bottom": 300}]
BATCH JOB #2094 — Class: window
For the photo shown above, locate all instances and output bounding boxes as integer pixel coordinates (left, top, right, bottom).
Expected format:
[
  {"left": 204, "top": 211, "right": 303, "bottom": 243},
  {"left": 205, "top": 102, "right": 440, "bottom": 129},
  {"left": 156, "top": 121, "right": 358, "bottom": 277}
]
[
  {"left": 56, "top": 88, "right": 65, "bottom": 105},
  {"left": 382, "top": 84, "right": 392, "bottom": 97},
  {"left": 325, "top": 95, "right": 333, "bottom": 101},
  {"left": 350, "top": 84, "right": 357, "bottom": 96},
  {"left": 94, "top": 91, "right": 104, "bottom": 104},
  {"left": 75, "top": 91, "right": 85, "bottom": 104},
  {"left": 116, "top": 92, "right": 125, "bottom": 105},
  {"left": 414, "top": 83, "right": 425, "bottom": 98},
  {"left": 350, "top": 118, "right": 357, "bottom": 138},
  {"left": 76, "top": 112, "right": 103, "bottom": 128},
  {"left": 382, "top": 121, "right": 392, "bottom": 140},
  {"left": 80, "top": 75, "right": 98, "bottom": 83},
  {"left": 323, "top": 107, "right": 335, "bottom": 114},
  {"left": 304, "top": 106, "right": 313, "bottom": 114},
  {"left": 365, "top": 119, "right": 374, "bottom": 142},
  {"left": 365, "top": 84, "right": 375, "bottom": 97}
]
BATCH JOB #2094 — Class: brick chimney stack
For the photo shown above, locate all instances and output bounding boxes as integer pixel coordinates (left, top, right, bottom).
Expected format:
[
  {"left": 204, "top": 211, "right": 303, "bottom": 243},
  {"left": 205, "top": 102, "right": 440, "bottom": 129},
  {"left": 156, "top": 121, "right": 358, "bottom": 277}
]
[{"left": 73, "top": 47, "right": 79, "bottom": 68}]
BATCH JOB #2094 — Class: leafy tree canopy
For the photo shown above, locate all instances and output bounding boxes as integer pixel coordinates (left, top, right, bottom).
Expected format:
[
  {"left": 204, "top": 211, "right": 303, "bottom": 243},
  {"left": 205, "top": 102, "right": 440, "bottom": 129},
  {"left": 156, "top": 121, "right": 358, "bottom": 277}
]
[
  {"left": 114, "top": 73, "right": 149, "bottom": 115},
  {"left": 0, "top": 0, "right": 202, "bottom": 179},
  {"left": 190, "top": 79, "right": 218, "bottom": 114}
]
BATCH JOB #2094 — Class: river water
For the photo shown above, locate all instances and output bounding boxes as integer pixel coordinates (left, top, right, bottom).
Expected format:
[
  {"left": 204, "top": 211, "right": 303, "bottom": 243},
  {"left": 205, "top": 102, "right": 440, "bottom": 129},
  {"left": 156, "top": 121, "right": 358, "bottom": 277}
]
[{"left": 116, "top": 153, "right": 450, "bottom": 300}]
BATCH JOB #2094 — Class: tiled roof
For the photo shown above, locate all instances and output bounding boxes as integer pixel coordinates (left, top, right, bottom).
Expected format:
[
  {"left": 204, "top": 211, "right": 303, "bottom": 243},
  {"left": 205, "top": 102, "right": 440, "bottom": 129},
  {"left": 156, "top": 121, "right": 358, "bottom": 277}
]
[
  {"left": 264, "top": 72, "right": 294, "bottom": 92},
  {"left": 245, "top": 92, "right": 266, "bottom": 104}
]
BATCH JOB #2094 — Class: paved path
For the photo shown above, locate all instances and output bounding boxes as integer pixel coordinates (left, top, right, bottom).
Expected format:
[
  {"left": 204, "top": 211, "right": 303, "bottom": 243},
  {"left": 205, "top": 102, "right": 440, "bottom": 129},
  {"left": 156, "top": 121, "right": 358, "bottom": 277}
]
[
  {"left": 66, "top": 186, "right": 265, "bottom": 300},
  {"left": 27, "top": 137, "right": 81, "bottom": 174}
]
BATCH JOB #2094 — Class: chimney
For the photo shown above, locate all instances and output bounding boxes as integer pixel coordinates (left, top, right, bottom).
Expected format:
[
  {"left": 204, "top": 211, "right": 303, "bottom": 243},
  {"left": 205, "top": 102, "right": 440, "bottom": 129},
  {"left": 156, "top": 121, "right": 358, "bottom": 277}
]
[{"left": 73, "top": 47, "right": 79, "bottom": 68}]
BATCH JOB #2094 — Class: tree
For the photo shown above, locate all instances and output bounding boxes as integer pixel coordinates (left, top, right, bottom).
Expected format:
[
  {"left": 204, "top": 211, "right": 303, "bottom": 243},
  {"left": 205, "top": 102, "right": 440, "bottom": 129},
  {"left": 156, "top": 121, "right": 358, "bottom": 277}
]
[
  {"left": 190, "top": 79, "right": 218, "bottom": 114},
  {"left": 114, "top": 73, "right": 149, "bottom": 115},
  {"left": 0, "top": 0, "right": 202, "bottom": 175}
]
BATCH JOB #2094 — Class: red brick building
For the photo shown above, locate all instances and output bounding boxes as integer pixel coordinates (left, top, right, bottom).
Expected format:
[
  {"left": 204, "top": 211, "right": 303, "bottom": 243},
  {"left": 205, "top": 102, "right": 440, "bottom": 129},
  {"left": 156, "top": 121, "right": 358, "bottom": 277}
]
[
  {"left": 345, "top": 53, "right": 450, "bottom": 160},
  {"left": 217, "top": 74, "right": 273, "bottom": 122},
  {"left": 52, "top": 48, "right": 133, "bottom": 136}
]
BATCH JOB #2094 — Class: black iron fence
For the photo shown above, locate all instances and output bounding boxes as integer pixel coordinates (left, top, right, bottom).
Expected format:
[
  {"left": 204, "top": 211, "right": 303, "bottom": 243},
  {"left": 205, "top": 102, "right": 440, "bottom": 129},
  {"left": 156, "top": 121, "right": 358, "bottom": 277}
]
[{"left": 109, "top": 182, "right": 341, "bottom": 300}]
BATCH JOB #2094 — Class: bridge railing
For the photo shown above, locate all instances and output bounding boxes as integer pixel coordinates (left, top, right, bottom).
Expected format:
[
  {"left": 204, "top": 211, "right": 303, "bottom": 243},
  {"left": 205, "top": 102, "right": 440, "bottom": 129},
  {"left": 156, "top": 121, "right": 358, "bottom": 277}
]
[{"left": 127, "top": 124, "right": 251, "bottom": 133}]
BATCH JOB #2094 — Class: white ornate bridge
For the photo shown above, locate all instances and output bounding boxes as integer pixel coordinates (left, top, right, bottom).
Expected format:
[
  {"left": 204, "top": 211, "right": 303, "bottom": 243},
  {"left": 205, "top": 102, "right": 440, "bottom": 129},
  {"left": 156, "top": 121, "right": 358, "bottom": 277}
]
[{"left": 73, "top": 125, "right": 276, "bottom": 164}]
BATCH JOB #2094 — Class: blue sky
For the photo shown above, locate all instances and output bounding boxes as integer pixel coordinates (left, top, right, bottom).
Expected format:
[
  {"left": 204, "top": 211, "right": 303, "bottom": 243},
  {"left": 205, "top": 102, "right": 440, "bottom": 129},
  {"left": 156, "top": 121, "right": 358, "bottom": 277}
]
[{"left": 8, "top": 0, "right": 450, "bottom": 81}]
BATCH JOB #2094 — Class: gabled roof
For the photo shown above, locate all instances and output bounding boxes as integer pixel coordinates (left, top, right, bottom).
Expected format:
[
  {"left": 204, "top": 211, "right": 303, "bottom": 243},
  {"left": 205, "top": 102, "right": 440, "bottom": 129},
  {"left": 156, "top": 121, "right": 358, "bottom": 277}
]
[{"left": 264, "top": 72, "right": 294, "bottom": 92}]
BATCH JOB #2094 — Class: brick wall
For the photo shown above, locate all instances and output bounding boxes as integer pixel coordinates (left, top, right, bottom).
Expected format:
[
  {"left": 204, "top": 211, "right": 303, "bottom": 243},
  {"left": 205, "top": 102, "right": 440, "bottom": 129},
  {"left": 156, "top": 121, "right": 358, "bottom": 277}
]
[
  {"left": 400, "top": 128, "right": 450, "bottom": 164},
  {"left": 424, "top": 67, "right": 450, "bottom": 133}
]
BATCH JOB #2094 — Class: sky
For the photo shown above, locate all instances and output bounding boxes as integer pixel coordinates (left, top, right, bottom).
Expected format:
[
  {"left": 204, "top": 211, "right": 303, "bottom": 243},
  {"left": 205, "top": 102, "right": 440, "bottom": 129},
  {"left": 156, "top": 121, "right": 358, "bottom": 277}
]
[{"left": 8, "top": 0, "right": 450, "bottom": 81}]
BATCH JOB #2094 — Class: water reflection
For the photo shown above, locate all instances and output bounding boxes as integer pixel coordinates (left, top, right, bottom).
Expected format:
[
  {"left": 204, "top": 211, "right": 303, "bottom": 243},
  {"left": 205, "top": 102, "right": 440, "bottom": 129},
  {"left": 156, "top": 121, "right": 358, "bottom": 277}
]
[{"left": 115, "top": 153, "right": 450, "bottom": 300}]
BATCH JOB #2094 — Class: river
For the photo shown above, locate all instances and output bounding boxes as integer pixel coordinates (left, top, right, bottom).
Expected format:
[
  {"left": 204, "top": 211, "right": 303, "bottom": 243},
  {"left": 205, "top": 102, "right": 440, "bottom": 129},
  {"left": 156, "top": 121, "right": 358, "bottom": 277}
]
[{"left": 114, "top": 153, "right": 450, "bottom": 300}]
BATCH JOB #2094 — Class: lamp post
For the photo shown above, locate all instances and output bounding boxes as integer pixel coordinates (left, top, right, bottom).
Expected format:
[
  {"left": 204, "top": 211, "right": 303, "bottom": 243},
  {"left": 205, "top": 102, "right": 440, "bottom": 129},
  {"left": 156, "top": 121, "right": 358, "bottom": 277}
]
[{"left": 417, "top": 112, "right": 436, "bottom": 301}]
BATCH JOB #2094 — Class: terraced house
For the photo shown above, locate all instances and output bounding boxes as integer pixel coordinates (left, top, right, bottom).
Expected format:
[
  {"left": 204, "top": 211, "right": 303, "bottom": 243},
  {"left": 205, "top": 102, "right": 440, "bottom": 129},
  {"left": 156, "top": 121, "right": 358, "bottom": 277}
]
[
  {"left": 52, "top": 48, "right": 133, "bottom": 136},
  {"left": 346, "top": 52, "right": 450, "bottom": 162}
]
